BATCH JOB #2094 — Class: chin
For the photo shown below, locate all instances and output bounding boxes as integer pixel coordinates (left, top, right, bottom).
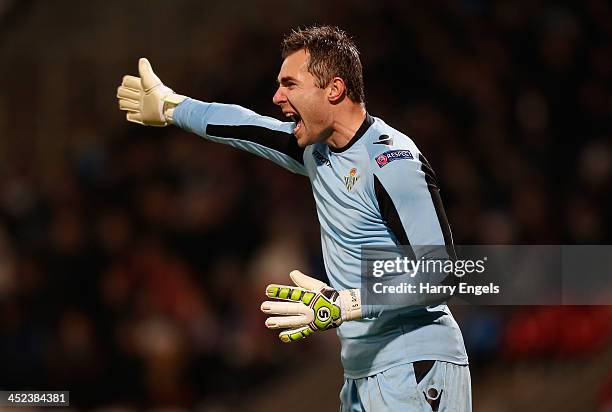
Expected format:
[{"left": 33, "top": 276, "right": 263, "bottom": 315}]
[{"left": 294, "top": 132, "right": 311, "bottom": 148}]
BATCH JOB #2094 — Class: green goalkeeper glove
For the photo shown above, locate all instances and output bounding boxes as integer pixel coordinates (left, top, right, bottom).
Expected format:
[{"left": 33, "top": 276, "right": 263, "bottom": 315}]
[
  {"left": 116, "top": 58, "right": 187, "bottom": 127},
  {"left": 261, "top": 270, "right": 362, "bottom": 343}
]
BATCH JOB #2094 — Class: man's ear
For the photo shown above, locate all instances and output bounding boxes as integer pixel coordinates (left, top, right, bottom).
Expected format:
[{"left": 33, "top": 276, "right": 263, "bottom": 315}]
[{"left": 328, "top": 77, "right": 346, "bottom": 103}]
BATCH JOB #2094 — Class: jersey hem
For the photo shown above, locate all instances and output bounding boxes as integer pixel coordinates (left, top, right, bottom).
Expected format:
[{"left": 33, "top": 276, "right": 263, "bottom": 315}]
[{"left": 342, "top": 354, "right": 469, "bottom": 379}]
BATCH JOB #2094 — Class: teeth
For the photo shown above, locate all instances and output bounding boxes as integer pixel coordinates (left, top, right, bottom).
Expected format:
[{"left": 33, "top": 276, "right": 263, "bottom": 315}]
[{"left": 283, "top": 112, "right": 300, "bottom": 124}]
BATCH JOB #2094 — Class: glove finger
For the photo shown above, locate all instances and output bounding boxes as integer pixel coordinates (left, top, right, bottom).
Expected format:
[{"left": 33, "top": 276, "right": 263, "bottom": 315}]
[
  {"left": 126, "top": 112, "right": 143, "bottom": 124},
  {"left": 265, "top": 284, "right": 316, "bottom": 304},
  {"left": 119, "top": 99, "right": 139, "bottom": 111},
  {"left": 290, "top": 270, "right": 327, "bottom": 291},
  {"left": 139, "top": 58, "right": 162, "bottom": 91},
  {"left": 265, "top": 315, "right": 309, "bottom": 329},
  {"left": 260, "top": 301, "right": 311, "bottom": 316},
  {"left": 121, "top": 75, "right": 142, "bottom": 90},
  {"left": 117, "top": 86, "right": 140, "bottom": 100},
  {"left": 279, "top": 326, "right": 315, "bottom": 343}
]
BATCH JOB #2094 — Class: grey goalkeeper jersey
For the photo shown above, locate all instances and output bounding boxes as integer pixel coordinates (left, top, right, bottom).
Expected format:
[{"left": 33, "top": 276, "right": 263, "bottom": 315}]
[{"left": 173, "top": 99, "right": 468, "bottom": 378}]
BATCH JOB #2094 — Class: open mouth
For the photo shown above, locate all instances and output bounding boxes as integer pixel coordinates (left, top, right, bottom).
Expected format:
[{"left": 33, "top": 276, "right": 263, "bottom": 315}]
[{"left": 286, "top": 112, "right": 303, "bottom": 134}]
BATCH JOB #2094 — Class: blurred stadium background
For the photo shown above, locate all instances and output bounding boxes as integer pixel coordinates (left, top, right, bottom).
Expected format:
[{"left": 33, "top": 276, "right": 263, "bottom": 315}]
[{"left": 0, "top": 0, "right": 611, "bottom": 410}]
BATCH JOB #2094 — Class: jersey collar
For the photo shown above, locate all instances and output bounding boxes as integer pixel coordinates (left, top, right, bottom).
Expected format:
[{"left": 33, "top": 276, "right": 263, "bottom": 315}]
[{"left": 329, "top": 112, "right": 374, "bottom": 153}]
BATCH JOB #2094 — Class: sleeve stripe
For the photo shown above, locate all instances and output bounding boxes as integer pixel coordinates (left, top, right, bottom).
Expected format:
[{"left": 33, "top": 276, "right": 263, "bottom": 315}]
[
  {"left": 206, "top": 124, "right": 305, "bottom": 165},
  {"left": 418, "top": 154, "right": 457, "bottom": 259},
  {"left": 374, "top": 175, "right": 417, "bottom": 261}
]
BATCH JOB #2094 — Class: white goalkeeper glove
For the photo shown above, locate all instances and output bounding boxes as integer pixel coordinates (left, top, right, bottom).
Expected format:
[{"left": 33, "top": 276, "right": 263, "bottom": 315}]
[
  {"left": 116, "top": 58, "right": 187, "bottom": 127},
  {"left": 261, "top": 270, "right": 362, "bottom": 343}
]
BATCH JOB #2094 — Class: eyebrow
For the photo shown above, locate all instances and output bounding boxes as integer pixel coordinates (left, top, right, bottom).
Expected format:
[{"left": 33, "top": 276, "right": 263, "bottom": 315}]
[{"left": 277, "top": 76, "right": 298, "bottom": 85}]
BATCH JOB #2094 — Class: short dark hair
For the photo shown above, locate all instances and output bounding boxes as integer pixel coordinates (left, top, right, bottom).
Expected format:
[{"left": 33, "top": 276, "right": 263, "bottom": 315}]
[{"left": 281, "top": 25, "right": 365, "bottom": 103}]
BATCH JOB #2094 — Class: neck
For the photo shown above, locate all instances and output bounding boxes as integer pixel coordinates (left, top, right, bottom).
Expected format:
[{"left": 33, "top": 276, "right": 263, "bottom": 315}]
[{"left": 324, "top": 103, "right": 367, "bottom": 150}]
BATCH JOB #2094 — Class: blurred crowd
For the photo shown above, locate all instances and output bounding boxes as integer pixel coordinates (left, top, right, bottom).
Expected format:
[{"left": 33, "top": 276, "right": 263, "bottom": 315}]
[{"left": 0, "top": 0, "right": 611, "bottom": 409}]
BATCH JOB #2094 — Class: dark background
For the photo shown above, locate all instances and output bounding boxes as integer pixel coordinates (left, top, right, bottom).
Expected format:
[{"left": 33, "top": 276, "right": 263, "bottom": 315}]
[{"left": 0, "top": 0, "right": 611, "bottom": 410}]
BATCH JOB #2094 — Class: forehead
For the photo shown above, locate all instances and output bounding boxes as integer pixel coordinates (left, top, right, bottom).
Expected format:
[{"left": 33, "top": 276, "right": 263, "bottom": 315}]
[{"left": 278, "top": 49, "right": 310, "bottom": 79}]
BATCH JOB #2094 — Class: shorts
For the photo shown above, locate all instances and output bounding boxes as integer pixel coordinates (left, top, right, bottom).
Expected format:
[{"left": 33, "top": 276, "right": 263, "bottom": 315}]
[{"left": 339, "top": 360, "right": 471, "bottom": 411}]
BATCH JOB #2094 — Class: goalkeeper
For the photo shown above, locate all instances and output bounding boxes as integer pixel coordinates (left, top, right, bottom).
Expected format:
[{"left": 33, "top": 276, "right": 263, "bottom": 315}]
[{"left": 117, "top": 26, "right": 470, "bottom": 411}]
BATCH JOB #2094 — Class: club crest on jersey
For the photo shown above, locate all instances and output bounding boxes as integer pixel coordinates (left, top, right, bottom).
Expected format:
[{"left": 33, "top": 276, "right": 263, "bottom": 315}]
[
  {"left": 313, "top": 150, "right": 331, "bottom": 167},
  {"left": 344, "top": 167, "right": 360, "bottom": 191},
  {"left": 375, "top": 149, "right": 413, "bottom": 168}
]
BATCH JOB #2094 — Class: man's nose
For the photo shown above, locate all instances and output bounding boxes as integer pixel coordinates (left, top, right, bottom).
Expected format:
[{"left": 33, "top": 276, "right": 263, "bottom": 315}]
[{"left": 272, "top": 87, "right": 286, "bottom": 105}]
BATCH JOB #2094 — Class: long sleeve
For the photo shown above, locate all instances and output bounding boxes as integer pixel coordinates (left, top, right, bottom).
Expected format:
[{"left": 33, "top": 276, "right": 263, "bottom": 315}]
[
  {"left": 173, "top": 98, "right": 307, "bottom": 176},
  {"left": 362, "top": 150, "right": 456, "bottom": 318}
]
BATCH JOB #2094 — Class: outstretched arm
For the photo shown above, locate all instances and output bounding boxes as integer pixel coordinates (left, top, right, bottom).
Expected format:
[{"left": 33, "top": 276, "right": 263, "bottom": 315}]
[{"left": 117, "top": 58, "right": 307, "bottom": 176}]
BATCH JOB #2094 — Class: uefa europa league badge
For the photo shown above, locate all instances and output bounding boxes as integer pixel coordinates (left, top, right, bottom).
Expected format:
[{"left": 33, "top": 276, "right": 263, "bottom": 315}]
[{"left": 344, "top": 167, "right": 359, "bottom": 192}]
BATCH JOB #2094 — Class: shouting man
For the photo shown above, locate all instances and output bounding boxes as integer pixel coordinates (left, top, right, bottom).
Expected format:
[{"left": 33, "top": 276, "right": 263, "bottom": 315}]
[{"left": 117, "top": 25, "right": 471, "bottom": 411}]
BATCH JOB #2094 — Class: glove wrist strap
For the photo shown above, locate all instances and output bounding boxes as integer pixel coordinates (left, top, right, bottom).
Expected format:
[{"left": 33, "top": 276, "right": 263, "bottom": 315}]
[
  {"left": 162, "top": 94, "right": 188, "bottom": 124},
  {"left": 339, "top": 289, "right": 362, "bottom": 322}
]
